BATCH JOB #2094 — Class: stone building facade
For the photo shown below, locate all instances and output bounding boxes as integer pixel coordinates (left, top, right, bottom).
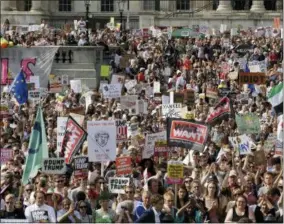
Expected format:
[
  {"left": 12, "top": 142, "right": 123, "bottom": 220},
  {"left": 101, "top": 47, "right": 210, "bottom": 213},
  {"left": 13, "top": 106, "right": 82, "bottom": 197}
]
[{"left": 1, "top": 0, "right": 283, "bottom": 30}]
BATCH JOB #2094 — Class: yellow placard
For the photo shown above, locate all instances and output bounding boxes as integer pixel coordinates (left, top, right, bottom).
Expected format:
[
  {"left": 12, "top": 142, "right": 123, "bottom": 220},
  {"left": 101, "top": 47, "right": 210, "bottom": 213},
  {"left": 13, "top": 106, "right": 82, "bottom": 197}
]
[
  {"left": 100, "top": 65, "right": 110, "bottom": 78},
  {"left": 167, "top": 162, "right": 183, "bottom": 179}
]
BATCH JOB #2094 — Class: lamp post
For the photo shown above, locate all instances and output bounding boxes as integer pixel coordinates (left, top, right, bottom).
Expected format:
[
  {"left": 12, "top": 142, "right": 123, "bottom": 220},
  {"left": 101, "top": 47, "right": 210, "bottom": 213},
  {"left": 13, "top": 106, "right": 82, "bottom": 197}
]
[
  {"left": 84, "top": 0, "right": 91, "bottom": 43},
  {"left": 117, "top": 0, "right": 125, "bottom": 32}
]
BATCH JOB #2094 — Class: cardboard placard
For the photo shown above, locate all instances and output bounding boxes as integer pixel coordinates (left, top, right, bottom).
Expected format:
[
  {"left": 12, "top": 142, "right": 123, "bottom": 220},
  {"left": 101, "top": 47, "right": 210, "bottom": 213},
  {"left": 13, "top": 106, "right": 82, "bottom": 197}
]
[
  {"left": 167, "top": 160, "right": 183, "bottom": 184},
  {"left": 154, "top": 141, "right": 168, "bottom": 164},
  {"left": 42, "top": 158, "right": 66, "bottom": 174},
  {"left": 116, "top": 156, "right": 132, "bottom": 176},
  {"left": 239, "top": 72, "right": 266, "bottom": 85}
]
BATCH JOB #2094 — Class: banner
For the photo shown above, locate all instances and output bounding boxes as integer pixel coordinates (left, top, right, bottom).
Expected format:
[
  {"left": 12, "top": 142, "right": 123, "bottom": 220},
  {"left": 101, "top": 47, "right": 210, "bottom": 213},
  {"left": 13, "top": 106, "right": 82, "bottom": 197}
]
[
  {"left": 108, "top": 177, "right": 130, "bottom": 194},
  {"left": 206, "top": 97, "right": 232, "bottom": 124},
  {"left": 162, "top": 103, "right": 183, "bottom": 118},
  {"left": 167, "top": 119, "right": 209, "bottom": 151},
  {"left": 102, "top": 84, "right": 122, "bottom": 99},
  {"left": 116, "top": 120, "right": 128, "bottom": 142},
  {"left": 116, "top": 156, "right": 132, "bottom": 176},
  {"left": 264, "top": 133, "right": 277, "bottom": 152},
  {"left": 153, "top": 81, "right": 161, "bottom": 93},
  {"left": 73, "top": 156, "right": 89, "bottom": 178},
  {"left": 0, "top": 103, "right": 11, "bottom": 118},
  {"left": 154, "top": 141, "right": 168, "bottom": 164},
  {"left": 0, "top": 148, "right": 13, "bottom": 164},
  {"left": 229, "top": 134, "right": 255, "bottom": 155},
  {"left": 239, "top": 72, "right": 266, "bottom": 85},
  {"left": 42, "top": 158, "right": 66, "bottom": 175},
  {"left": 235, "top": 113, "right": 260, "bottom": 134},
  {"left": 144, "top": 131, "right": 167, "bottom": 159},
  {"left": 60, "top": 116, "right": 87, "bottom": 164},
  {"left": 1, "top": 47, "right": 58, "bottom": 86},
  {"left": 87, "top": 120, "right": 116, "bottom": 162},
  {"left": 28, "top": 90, "right": 41, "bottom": 101},
  {"left": 167, "top": 160, "right": 183, "bottom": 184}
]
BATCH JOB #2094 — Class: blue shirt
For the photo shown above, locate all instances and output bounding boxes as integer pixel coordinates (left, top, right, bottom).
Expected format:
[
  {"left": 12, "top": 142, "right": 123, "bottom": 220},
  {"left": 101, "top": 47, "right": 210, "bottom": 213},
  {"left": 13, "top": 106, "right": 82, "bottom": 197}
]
[{"left": 134, "top": 203, "right": 150, "bottom": 222}]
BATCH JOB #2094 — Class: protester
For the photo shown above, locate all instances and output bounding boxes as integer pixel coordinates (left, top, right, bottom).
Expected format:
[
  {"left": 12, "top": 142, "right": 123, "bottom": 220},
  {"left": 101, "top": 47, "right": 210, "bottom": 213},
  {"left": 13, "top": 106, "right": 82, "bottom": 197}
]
[{"left": 0, "top": 21, "right": 283, "bottom": 224}]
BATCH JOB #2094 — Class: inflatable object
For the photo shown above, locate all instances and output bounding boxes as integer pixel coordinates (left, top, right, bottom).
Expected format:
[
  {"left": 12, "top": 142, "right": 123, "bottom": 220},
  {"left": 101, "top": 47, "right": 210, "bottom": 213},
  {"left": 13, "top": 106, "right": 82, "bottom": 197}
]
[{"left": 1, "top": 38, "right": 8, "bottom": 48}]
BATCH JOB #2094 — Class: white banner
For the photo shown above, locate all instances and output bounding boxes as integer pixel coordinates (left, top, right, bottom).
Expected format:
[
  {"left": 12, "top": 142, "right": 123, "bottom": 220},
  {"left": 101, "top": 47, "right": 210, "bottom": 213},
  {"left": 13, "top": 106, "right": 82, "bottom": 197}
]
[
  {"left": 102, "top": 84, "right": 122, "bottom": 99},
  {"left": 42, "top": 158, "right": 66, "bottom": 174},
  {"left": 143, "top": 131, "right": 167, "bottom": 158},
  {"left": 108, "top": 177, "right": 130, "bottom": 194},
  {"left": 57, "top": 117, "right": 68, "bottom": 153},
  {"left": 87, "top": 120, "right": 116, "bottom": 162},
  {"left": 1, "top": 47, "right": 58, "bottom": 87},
  {"left": 162, "top": 103, "right": 183, "bottom": 118},
  {"left": 70, "top": 80, "right": 82, "bottom": 93}
]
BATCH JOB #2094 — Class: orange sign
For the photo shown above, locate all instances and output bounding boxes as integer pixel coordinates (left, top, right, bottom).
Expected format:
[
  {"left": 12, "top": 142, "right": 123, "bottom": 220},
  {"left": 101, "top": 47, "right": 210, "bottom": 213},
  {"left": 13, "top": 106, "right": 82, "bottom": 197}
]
[{"left": 116, "top": 156, "right": 132, "bottom": 176}]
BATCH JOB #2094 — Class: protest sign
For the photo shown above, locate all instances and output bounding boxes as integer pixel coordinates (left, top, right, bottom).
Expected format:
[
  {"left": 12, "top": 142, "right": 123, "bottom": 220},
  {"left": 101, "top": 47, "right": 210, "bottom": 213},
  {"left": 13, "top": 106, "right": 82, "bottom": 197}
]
[
  {"left": 87, "top": 120, "right": 116, "bottom": 162},
  {"left": 153, "top": 81, "right": 161, "bottom": 93},
  {"left": 28, "top": 90, "right": 41, "bottom": 101},
  {"left": 57, "top": 117, "right": 68, "bottom": 153},
  {"left": 235, "top": 113, "right": 260, "bottom": 134},
  {"left": 206, "top": 88, "right": 219, "bottom": 99},
  {"left": 143, "top": 131, "right": 167, "bottom": 159},
  {"left": 154, "top": 141, "right": 168, "bottom": 164},
  {"left": 1, "top": 47, "right": 58, "bottom": 86},
  {"left": 102, "top": 84, "right": 122, "bottom": 99},
  {"left": 248, "top": 60, "right": 267, "bottom": 73},
  {"left": 108, "top": 177, "right": 130, "bottom": 194},
  {"left": 239, "top": 72, "right": 266, "bottom": 85},
  {"left": 116, "top": 120, "right": 128, "bottom": 142},
  {"left": 162, "top": 95, "right": 170, "bottom": 105},
  {"left": 264, "top": 133, "right": 277, "bottom": 152},
  {"left": 29, "top": 76, "right": 40, "bottom": 89},
  {"left": 136, "top": 100, "right": 148, "bottom": 114},
  {"left": 111, "top": 74, "right": 125, "bottom": 85},
  {"left": 275, "top": 140, "right": 283, "bottom": 156},
  {"left": 30, "top": 210, "right": 50, "bottom": 223},
  {"left": 61, "top": 75, "right": 68, "bottom": 85},
  {"left": 70, "top": 80, "right": 82, "bottom": 93},
  {"left": 120, "top": 95, "right": 138, "bottom": 115},
  {"left": 73, "top": 156, "right": 89, "bottom": 178},
  {"left": 0, "top": 148, "right": 13, "bottom": 164},
  {"left": 116, "top": 156, "right": 132, "bottom": 176},
  {"left": 206, "top": 97, "right": 232, "bottom": 124},
  {"left": 167, "top": 160, "right": 183, "bottom": 184},
  {"left": 61, "top": 116, "right": 87, "bottom": 164},
  {"left": 70, "top": 113, "right": 85, "bottom": 126},
  {"left": 229, "top": 134, "right": 255, "bottom": 155},
  {"left": 128, "top": 122, "right": 139, "bottom": 137},
  {"left": 124, "top": 80, "right": 137, "bottom": 91},
  {"left": 101, "top": 65, "right": 110, "bottom": 78},
  {"left": 167, "top": 119, "right": 209, "bottom": 151},
  {"left": 49, "top": 74, "right": 63, "bottom": 93},
  {"left": 162, "top": 103, "right": 182, "bottom": 118},
  {"left": 42, "top": 158, "right": 66, "bottom": 174},
  {"left": 170, "top": 92, "right": 184, "bottom": 104}
]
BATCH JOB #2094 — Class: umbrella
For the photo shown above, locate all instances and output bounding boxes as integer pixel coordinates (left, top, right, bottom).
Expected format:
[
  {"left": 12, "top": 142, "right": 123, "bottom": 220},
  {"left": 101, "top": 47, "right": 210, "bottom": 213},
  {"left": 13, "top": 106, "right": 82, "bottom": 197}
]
[{"left": 171, "top": 28, "right": 199, "bottom": 38}]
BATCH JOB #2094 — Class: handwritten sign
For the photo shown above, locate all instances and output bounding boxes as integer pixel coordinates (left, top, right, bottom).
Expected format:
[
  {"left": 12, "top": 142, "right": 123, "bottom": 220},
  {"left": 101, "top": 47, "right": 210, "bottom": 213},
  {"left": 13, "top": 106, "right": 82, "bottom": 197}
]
[
  {"left": 28, "top": 90, "right": 41, "bottom": 101},
  {"left": 154, "top": 141, "right": 168, "bottom": 164},
  {"left": 73, "top": 156, "right": 89, "bottom": 178},
  {"left": 108, "top": 177, "right": 130, "bottom": 194},
  {"left": 167, "top": 160, "right": 183, "bottom": 184},
  {"left": 162, "top": 103, "right": 182, "bottom": 118},
  {"left": 42, "top": 158, "right": 66, "bottom": 174}
]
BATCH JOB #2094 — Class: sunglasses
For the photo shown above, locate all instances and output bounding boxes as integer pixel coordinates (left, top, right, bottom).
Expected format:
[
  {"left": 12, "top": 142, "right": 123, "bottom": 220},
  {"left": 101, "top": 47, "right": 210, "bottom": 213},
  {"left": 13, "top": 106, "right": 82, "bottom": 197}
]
[{"left": 56, "top": 180, "right": 64, "bottom": 183}]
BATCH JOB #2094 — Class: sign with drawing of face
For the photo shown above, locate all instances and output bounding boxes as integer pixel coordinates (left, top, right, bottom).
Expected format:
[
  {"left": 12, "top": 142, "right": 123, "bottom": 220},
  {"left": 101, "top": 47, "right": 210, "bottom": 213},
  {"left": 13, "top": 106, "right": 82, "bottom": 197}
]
[{"left": 87, "top": 121, "right": 116, "bottom": 162}]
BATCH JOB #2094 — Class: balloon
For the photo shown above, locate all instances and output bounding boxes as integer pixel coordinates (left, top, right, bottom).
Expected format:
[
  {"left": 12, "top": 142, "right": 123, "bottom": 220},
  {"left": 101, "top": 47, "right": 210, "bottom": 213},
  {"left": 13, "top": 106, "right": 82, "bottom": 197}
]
[
  {"left": 8, "top": 41, "right": 14, "bottom": 47},
  {"left": 1, "top": 38, "right": 8, "bottom": 48}
]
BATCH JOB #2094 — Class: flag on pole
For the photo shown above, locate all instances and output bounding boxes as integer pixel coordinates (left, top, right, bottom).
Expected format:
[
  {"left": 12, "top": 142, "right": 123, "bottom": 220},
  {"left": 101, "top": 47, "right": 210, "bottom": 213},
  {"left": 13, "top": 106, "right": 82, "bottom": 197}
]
[
  {"left": 22, "top": 107, "right": 48, "bottom": 185},
  {"left": 9, "top": 70, "right": 28, "bottom": 104},
  {"left": 268, "top": 82, "right": 283, "bottom": 115}
]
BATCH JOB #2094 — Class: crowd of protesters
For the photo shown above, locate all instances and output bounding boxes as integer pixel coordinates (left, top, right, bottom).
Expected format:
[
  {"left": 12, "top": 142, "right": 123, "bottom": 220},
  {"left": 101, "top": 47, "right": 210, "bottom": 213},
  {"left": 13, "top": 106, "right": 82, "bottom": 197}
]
[{"left": 0, "top": 18, "right": 283, "bottom": 223}]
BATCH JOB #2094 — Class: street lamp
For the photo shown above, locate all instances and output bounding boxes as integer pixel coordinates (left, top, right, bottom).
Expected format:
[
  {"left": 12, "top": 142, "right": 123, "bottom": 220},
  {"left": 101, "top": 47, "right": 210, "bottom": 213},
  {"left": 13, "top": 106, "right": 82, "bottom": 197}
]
[
  {"left": 84, "top": 0, "right": 91, "bottom": 43},
  {"left": 117, "top": 0, "right": 125, "bottom": 32}
]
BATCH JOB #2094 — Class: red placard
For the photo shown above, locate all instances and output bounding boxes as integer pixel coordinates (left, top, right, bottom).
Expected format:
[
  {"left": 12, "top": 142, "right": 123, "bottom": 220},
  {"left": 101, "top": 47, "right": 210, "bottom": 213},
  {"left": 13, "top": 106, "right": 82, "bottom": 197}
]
[{"left": 116, "top": 156, "right": 132, "bottom": 176}]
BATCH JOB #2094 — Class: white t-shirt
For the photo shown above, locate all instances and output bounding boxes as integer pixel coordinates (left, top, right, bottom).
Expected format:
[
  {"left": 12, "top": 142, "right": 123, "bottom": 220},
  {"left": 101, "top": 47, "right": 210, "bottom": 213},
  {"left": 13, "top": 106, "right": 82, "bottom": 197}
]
[{"left": 25, "top": 203, "right": 56, "bottom": 223}]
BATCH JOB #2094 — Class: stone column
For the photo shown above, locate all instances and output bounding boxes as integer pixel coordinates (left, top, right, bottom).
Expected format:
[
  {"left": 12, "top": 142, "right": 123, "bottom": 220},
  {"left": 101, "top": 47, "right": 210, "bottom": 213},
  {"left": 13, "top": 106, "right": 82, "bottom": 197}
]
[
  {"left": 30, "top": 0, "right": 43, "bottom": 11},
  {"left": 216, "top": 0, "right": 232, "bottom": 11},
  {"left": 250, "top": 0, "right": 265, "bottom": 12},
  {"left": 1, "top": 1, "right": 12, "bottom": 11}
]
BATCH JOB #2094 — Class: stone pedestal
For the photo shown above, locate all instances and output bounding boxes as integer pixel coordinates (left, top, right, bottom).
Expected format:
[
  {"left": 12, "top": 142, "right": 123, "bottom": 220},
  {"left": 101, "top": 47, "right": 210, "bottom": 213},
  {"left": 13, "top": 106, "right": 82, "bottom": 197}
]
[
  {"left": 250, "top": 0, "right": 265, "bottom": 12},
  {"left": 216, "top": 0, "right": 232, "bottom": 11}
]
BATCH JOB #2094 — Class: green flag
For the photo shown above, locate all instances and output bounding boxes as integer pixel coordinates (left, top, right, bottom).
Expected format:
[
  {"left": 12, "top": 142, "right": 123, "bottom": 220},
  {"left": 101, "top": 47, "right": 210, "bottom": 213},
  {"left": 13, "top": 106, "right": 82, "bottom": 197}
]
[
  {"left": 235, "top": 113, "right": 260, "bottom": 134},
  {"left": 22, "top": 107, "right": 48, "bottom": 185}
]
